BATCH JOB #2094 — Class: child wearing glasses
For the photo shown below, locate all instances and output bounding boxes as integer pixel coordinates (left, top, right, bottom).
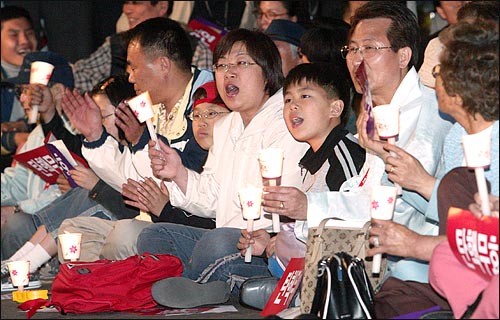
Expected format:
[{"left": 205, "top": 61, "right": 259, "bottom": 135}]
[{"left": 121, "top": 80, "right": 230, "bottom": 224}]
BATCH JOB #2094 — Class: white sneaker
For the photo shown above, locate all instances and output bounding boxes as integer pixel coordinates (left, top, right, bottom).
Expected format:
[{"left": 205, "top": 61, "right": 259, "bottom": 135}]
[{"left": 1, "top": 272, "right": 41, "bottom": 292}]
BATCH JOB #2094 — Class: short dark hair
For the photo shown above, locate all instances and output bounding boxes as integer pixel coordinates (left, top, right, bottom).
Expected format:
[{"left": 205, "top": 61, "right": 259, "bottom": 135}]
[
  {"left": 91, "top": 74, "right": 136, "bottom": 107},
  {"left": 439, "top": 20, "right": 499, "bottom": 121},
  {"left": 126, "top": 17, "right": 193, "bottom": 72},
  {"left": 1, "top": 5, "right": 34, "bottom": 29},
  {"left": 349, "top": 2, "right": 420, "bottom": 70},
  {"left": 284, "top": 63, "right": 351, "bottom": 127},
  {"left": 91, "top": 74, "right": 136, "bottom": 141},
  {"left": 214, "top": 28, "right": 284, "bottom": 96}
]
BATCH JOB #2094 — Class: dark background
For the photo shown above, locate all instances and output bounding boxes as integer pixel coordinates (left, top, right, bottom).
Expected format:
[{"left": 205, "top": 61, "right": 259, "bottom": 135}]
[
  {"left": 2, "top": 1, "right": 123, "bottom": 63},
  {"left": 2, "top": 1, "right": 439, "bottom": 64}
]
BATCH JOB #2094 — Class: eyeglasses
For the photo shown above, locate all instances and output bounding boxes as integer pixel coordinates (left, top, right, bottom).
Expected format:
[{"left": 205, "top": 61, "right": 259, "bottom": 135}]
[
  {"left": 213, "top": 61, "right": 257, "bottom": 73},
  {"left": 189, "top": 110, "right": 230, "bottom": 121},
  {"left": 432, "top": 64, "right": 441, "bottom": 79},
  {"left": 340, "top": 45, "right": 393, "bottom": 59},
  {"left": 253, "top": 9, "right": 288, "bottom": 20}
]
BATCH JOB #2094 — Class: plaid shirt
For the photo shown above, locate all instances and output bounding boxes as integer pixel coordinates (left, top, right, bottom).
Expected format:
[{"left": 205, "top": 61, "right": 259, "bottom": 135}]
[
  {"left": 71, "top": 37, "right": 112, "bottom": 92},
  {"left": 192, "top": 40, "right": 213, "bottom": 71},
  {"left": 71, "top": 36, "right": 213, "bottom": 92}
]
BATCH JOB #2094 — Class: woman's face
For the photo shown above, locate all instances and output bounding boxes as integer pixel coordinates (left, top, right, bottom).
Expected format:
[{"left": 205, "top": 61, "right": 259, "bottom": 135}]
[
  {"left": 214, "top": 42, "right": 270, "bottom": 125},
  {"left": 191, "top": 103, "right": 229, "bottom": 150},
  {"left": 93, "top": 93, "right": 120, "bottom": 141}
]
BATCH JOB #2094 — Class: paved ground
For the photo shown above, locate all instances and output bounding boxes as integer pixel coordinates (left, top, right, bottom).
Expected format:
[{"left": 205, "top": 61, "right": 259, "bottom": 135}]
[{"left": 1, "top": 279, "right": 266, "bottom": 319}]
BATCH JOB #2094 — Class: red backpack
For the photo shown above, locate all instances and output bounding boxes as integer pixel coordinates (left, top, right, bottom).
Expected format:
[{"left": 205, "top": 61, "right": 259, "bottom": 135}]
[{"left": 19, "top": 253, "right": 182, "bottom": 318}]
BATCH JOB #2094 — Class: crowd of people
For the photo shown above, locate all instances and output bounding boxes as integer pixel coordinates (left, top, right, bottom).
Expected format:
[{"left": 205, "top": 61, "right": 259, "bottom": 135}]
[{"left": 1, "top": 1, "right": 498, "bottom": 318}]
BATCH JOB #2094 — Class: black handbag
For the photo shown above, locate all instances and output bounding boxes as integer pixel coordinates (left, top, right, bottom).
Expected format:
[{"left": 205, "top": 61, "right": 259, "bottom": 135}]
[{"left": 310, "top": 252, "right": 375, "bottom": 319}]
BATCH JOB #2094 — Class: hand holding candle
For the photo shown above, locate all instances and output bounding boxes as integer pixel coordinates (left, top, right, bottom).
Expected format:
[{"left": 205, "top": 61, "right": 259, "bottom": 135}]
[
  {"left": 238, "top": 186, "right": 263, "bottom": 263},
  {"left": 462, "top": 128, "right": 492, "bottom": 216},
  {"left": 370, "top": 185, "right": 397, "bottom": 274},
  {"left": 28, "top": 61, "right": 55, "bottom": 124},
  {"left": 258, "top": 148, "right": 284, "bottom": 232},
  {"left": 373, "top": 104, "right": 402, "bottom": 195},
  {"left": 127, "top": 91, "right": 160, "bottom": 150}
]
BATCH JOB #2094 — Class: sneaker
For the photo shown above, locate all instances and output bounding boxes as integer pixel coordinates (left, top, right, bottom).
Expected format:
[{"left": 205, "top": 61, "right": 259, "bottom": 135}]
[
  {"left": 1, "top": 260, "right": 10, "bottom": 280},
  {"left": 1, "top": 272, "right": 42, "bottom": 292},
  {"left": 39, "top": 257, "right": 60, "bottom": 281},
  {"left": 152, "top": 277, "right": 230, "bottom": 308}
]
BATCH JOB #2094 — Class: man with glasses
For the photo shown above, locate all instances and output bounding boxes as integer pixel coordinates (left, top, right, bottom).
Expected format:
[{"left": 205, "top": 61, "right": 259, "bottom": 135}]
[
  {"left": 279, "top": 1, "right": 453, "bottom": 312},
  {"left": 254, "top": 1, "right": 301, "bottom": 31}
]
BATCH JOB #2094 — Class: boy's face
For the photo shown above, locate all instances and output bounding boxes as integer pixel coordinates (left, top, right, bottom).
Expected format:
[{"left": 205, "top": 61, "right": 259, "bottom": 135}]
[
  {"left": 191, "top": 103, "right": 229, "bottom": 150},
  {"left": 283, "top": 79, "right": 343, "bottom": 151}
]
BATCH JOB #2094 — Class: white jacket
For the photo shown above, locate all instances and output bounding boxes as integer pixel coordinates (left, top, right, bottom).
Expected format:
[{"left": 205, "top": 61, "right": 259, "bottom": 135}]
[
  {"left": 82, "top": 69, "right": 213, "bottom": 192},
  {"left": 169, "top": 89, "right": 309, "bottom": 229},
  {"left": 296, "top": 68, "right": 453, "bottom": 282}
]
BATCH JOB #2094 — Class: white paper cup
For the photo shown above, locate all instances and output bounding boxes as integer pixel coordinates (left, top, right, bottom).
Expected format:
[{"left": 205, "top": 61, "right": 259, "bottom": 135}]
[
  {"left": 370, "top": 186, "right": 398, "bottom": 220},
  {"left": 127, "top": 91, "right": 154, "bottom": 123},
  {"left": 370, "top": 185, "right": 397, "bottom": 274},
  {"left": 58, "top": 233, "right": 82, "bottom": 261},
  {"left": 7, "top": 260, "right": 30, "bottom": 290},
  {"left": 372, "top": 104, "right": 400, "bottom": 139},
  {"left": 28, "top": 61, "right": 54, "bottom": 124},
  {"left": 258, "top": 148, "right": 284, "bottom": 179},
  {"left": 30, "top": 61, "right": 54, "bottom": 85},
  {"left": 462, "top": 130, "right": 492, "bottom": 168},
  {"left": 238, "top": 186, "right": 263, "bottom": 220}
]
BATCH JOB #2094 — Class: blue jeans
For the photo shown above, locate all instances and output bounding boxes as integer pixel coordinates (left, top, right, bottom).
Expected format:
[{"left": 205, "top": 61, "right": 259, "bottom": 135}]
[
  {"left": 1, "top": 187, "right": 115, "bottom": 260},
  {"left": 137, "top": 224, "right": 271, "bottom": 290},
  {"left": 1, "top": 211, "right": 36, "bottom": 260},
  {"left": 33, "top": 187, "right": 115, "bottom": 239}
]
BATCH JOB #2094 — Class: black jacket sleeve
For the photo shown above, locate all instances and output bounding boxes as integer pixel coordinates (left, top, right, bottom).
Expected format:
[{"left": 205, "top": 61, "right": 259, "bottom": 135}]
[
  {"left": 42, "top": 113, "right": 83, "bottom": 158},
  {"left": 88, "top": 179, "right": 139, "bottom": 220}
]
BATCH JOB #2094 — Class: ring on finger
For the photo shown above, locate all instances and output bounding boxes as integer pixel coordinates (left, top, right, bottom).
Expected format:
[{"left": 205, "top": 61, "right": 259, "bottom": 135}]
[
  {"left": 373, "top": 236, "right": 380, "bottom": 247},
  {"left": 389, "top": 166, "right": 395, "bottom": 173},
  {"left": 279, "top": 201, "right": 285, "bottom": 210}
]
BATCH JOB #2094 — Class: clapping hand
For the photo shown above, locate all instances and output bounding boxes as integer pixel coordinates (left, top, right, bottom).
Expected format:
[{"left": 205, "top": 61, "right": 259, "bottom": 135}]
[
  {"left": 115, "top": 101, "right": 145, "bottom": 146},
  {"left": 122, "top": 177, "right": 169, "bottom": 217},
  {"left": 61, "top": 88, "right": 102, "bottom": 141}
]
